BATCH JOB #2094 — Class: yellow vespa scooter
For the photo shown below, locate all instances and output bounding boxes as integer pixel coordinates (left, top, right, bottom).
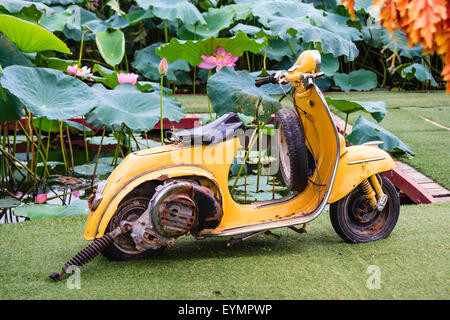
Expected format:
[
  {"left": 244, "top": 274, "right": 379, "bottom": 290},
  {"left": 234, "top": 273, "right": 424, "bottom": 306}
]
[{"left": 50, "top": 50, "right": 399, "bottom": 281}]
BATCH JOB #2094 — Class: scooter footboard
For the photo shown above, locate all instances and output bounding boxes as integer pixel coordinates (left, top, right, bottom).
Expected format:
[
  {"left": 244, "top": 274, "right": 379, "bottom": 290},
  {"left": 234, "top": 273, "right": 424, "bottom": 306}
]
[{"left": 328, "top": 145, "right": 396, "bottom": 203}]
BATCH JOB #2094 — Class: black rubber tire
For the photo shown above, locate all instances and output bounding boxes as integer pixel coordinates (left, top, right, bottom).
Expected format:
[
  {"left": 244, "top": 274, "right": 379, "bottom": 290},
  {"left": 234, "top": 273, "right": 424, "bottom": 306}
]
[
  {"left": 102, "top": 187, "right": 166, "bottom": 261},
  {"left": 330, "top": 175, "right": 400, "bottom": 243},
  {"left": 274, "top": 109, "right": 310, "bottom": 192}
]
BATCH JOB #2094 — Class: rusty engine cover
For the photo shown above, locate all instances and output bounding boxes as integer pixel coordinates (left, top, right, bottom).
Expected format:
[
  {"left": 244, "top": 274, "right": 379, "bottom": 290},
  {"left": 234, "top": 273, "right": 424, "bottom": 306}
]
[{"left": 150, "top": 180, "right": 223, "bottom": 238}]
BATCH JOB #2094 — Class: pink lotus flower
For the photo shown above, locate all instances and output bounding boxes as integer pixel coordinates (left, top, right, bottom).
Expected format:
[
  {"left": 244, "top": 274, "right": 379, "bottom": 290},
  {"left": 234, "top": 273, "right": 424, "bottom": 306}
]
[
  {"left": 16, "top": 192, "right": 23, "bottom": 198},
  {"left": 159, "top": 58, "right": 168, "bottom": 75},
  {"left": 35, "top": 193, "right": 47, "bottom": 204},
  {"left": 198, "top": 47, "right": 239, "bottom": 72},
  {"left": 67, "top": 64, "right": 94, "bottom": 80},
  {"left": 117, "top": 72, "right": 139, "bottom": 85},
  {"left": 72, "top": 191, "right": 80, "bottom": 198}
]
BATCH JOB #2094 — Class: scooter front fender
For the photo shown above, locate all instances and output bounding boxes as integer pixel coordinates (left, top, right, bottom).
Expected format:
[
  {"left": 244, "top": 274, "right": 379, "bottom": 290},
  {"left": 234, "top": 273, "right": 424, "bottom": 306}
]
[
  {"left": 328, "top": 145, "right": 396, "bottom": 203},
  {"left": 84, "top": 139, "right": 239, "bottom": 240}
]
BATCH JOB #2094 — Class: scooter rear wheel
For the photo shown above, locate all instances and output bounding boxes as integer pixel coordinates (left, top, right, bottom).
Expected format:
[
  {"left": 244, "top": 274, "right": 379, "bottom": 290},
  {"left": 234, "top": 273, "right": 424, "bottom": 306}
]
[
  {"left": 330, "top": 175, "right": 400, "bottom": 243},
  {"left": 102, "top": 195, "right": 166, "bottom": 261}
]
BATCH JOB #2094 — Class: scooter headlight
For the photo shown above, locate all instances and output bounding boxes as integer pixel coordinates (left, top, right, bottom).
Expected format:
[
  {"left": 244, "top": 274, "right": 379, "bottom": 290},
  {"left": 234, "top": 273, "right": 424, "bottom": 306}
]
[{"left": 88, "top": 181, "right": 107, "bottom": 211}]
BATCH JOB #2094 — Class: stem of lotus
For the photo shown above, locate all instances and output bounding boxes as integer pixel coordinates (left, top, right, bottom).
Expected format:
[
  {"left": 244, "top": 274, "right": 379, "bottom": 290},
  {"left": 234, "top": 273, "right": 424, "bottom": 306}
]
[
  {"left": 0, "top": 65, "right": 6, "bottom": 103},
  {"left": 193, "top": 66, "right": 196, "bottom": 94},
  {"left": 46, "top": 185, "right": 95, "bottom": 202},
  {"left": 91, "top": 126, "right": 105, "bottom": 187},
  {"left": 78, "top": 30, "right": 87, "bottom": 70},
  {"left": 33, "top": 117, "right": 44, "bottom": 190},
  {"left": 256, "top": 121, "right": 261, "bottom": 193},
  {"left": 0, "top": 85, "right": 7, "bottom": 103},
  {"left": 256, "top": 121, "right": 265, "bottom": 193},
  {"left": 81, "top": 58, "right": 109, "bottom": 68},
  {"left": 164, "top": 19, "right": 169, "bottom": 43},
  {"left": 82, "top": 118, "right": 89, "bottom": 162},
  {"left": 5, "top": 127, "right": 14, "bottom": 186},
  {"left": 12, "top": 121, "right": 17, "bottom": 155},
  {"left": 287, "top": 39, "right": 296, "bottom": 57},
  {"left": 111, "top": 125, "right": 120, "bottom": 166},
  {"left": 379, "top": 57, "right": 387, "bottom": 88},
  {"left": 272, "top": 177, "right": 275, "bottom": 200},
  {"left": 230, "top": 127, "right": 258, "bottom": 194},
  {"left": 126, "top": 125, "right": 140, "bottom": 151},
  {"left": 27, "top": 112, "right": 35, "bottom": 182},
  {"left": 17, "top": 120, "right": 48, "bottom": 177},
  {"left": 65, "top": 126, "right": 75, "bottom": 175},
  {"left": 246, "top": 52, "right": 251, "bottom": 72},
  {"left": 263, "top": 40, "right": 268, "bottom": 71},
  {"left": 343, "top": 113, "right": 349, "bottom": 137},
  {"left": 1, "top": 126, "right": 6, "bottom": 186},
  {"left": 24, "top": 113, "right": 30, "bottom": 178},
  {"left": 192, "top": 27, "right": 197, "bottom": 94},
  {"left": 0, "top": 145, "right": 37, "bottom": 179},
  {"left": 116, "top": 124, "right": 126, "bottom": 159},
  {"left": 160, "top": 75, "right": 164, "bottom": 146},
  {"left": 126, "top": 129, "right": 131, "bottom": 154},
  {"left": 207, "top": 69, "right": 213, "bottom": 120},
  {"left": 252, "top": 52, "right": 255, "bottom": 73},
  {"left": 43, "top": 120, "right": 52, "bottom": 192},
  {"left": 124, "top": 51, "right": 129, "bottom": 73},
  {"left": 144, "top": 131, "right": 149, "bottom": 148},
  {"left": 59, "top": 121, "right": 69, "bottom": 174}
]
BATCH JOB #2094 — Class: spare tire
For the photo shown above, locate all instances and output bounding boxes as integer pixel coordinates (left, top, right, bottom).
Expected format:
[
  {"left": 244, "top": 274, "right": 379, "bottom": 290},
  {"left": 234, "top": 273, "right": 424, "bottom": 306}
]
[{"left": 274, "top": 109, "right": 310, "bottom": 192}]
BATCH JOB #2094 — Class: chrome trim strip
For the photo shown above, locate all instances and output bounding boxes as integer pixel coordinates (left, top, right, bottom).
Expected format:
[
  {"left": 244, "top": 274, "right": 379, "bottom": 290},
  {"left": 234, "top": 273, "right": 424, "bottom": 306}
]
[
  {"left": 255, "top": 192, "right": 299, "bottom": 208},
  {"left": 347, "top": 157, "right": 385, "bottom": 165},
  {"left": 206, "top": 84, "right": 341, "bottom": 237}
]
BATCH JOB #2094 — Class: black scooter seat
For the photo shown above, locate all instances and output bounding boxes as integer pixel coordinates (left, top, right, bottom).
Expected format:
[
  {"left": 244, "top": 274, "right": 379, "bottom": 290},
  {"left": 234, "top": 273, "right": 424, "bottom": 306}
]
[{"left": 167, "top": 112, "right": 245, "bottom": 145}]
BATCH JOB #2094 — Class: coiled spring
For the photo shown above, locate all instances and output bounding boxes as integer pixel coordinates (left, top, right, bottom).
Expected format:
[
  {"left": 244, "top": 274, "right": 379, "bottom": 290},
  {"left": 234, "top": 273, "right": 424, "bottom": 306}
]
[
  {"left": 360, "top": 179, "right": 377, "bottom": 208},
  {"left": 62, "top": 234, "right": 114, "bottom": 271},
  {"left": 50, "top": 226, "right": 126, "bottom": 282},
  {"left": 360, "top": 179, "right": 372, "bottom": 193}
]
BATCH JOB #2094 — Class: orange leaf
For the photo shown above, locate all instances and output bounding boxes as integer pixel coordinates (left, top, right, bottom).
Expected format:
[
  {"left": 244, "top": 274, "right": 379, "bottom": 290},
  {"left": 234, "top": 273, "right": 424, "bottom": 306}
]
[
  {"left": 341, "top": 0, "right": 356, "bottom": 20},
  {"left": 406, "top": 0, "right": 447, "bottom": 49}
]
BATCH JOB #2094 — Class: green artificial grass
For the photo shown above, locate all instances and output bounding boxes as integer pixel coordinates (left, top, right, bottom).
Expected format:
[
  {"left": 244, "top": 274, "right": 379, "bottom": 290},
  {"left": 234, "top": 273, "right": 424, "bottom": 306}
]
[
  {"left": 0, "top": 202, "right": 449, "bottom": 299},
  {"left": 175, "top": 94, "right": 211, "bottom": 114},
  {"left": 175, "top": 92, "right": 450, "bottom": 189},
  {"left": 323, "top": 91, "right": 450, "bottom": 109}
]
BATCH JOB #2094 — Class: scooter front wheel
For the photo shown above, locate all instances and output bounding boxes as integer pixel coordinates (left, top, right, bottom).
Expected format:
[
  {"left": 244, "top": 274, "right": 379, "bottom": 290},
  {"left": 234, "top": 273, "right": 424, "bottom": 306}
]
[
  {"left": 274, "top": 109, "right": 311, "bottom": 192},
  {"left": 330, "top": 175, "right": 400, "bottom": 243}
]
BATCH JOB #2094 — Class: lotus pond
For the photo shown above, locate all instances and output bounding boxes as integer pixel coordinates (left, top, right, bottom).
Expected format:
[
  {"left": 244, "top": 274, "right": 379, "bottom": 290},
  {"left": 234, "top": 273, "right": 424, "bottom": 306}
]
[
  {"left": 0, "top": 0, "right": 445, "bottom": 224},
  {"left": 0, "top": 121, "right": 294, "bottom": 223}
]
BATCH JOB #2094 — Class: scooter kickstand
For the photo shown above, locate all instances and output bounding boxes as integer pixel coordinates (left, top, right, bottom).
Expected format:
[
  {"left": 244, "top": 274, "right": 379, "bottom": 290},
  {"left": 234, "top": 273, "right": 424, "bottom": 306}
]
[
  {"left": 226, "top": 230, "right": 266, "bottom": 247},
  {"left": 49, "top": 223, "right": 130, "bottom": 282},
  {"left": 289, "top": 223, "right": 307, "bottom": 234},
  {"left": 226, "top": 230, "right": 281, "bottom": 247}
]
